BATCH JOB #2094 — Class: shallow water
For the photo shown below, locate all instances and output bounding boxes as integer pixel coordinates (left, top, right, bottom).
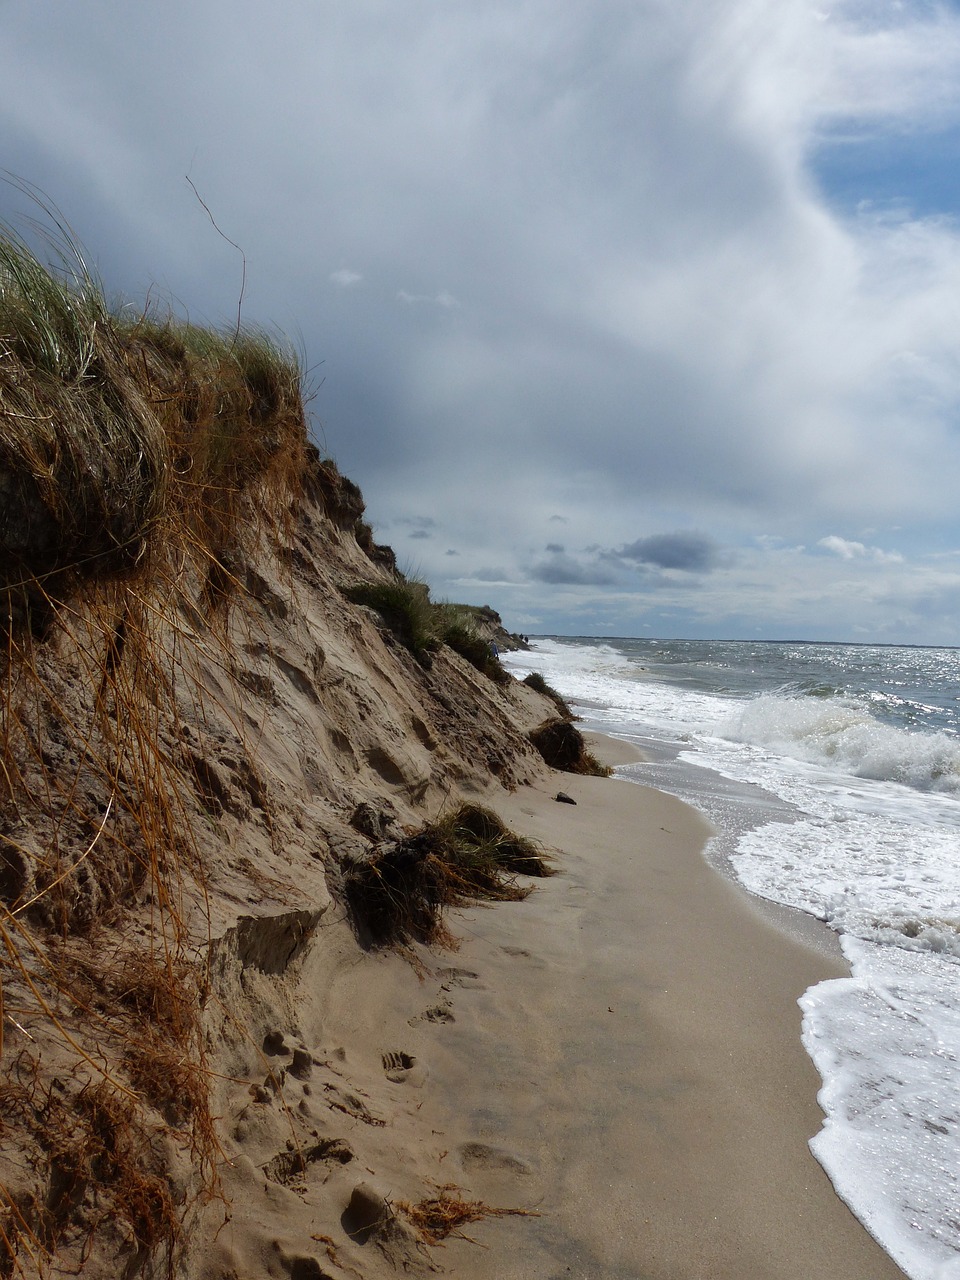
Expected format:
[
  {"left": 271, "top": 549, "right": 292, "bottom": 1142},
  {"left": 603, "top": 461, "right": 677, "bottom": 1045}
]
[{"left": 505, "top": 636, "right": 960, "bottom": 1280}]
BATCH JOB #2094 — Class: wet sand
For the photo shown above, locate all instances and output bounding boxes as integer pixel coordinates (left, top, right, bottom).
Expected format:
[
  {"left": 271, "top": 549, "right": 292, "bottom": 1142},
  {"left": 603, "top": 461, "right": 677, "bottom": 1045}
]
[{"left": 420, "top": 738, "right": 906, "bottom": 1278}]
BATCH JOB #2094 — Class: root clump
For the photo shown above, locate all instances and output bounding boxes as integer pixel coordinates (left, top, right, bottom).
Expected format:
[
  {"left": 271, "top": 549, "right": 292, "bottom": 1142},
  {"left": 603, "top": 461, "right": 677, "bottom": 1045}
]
[
  {"left": 396, "top": 1184, "right": 538, "bottom": 1246},
  {"left": 529, "top": 718, "right": 612, "bottom": 777},
  {"left": 344, "top": 804, "right": 551, "bottom": 946}
]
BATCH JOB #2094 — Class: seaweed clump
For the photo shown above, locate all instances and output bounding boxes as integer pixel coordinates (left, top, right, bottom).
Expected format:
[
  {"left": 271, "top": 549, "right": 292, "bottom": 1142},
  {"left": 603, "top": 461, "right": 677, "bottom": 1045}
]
[
  {"left": 396, "top": 1184, "right": 537, "bottom": 1245},
  {"left": 344, "top": 804, "right": 551, "bottom": 946}
]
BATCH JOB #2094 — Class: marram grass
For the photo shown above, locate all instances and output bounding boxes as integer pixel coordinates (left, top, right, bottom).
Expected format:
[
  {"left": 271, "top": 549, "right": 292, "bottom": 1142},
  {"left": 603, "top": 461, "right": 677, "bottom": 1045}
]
[
  {"left": 0, "top": 204, "right": 309, "bottom": 1274},
  {"left": 0, "top": 217, "right": 307, "bottom": 634}
]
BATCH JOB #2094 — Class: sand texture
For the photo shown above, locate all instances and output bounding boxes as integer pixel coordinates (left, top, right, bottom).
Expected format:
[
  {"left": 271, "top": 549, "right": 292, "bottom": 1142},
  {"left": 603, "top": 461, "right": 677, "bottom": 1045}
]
[
  {"left": 190, "top": 739, "right": 905, "bottom": 1280},
  {"left": 418, "top": 750, "right": 908, "bottom": 1278},
  {"left": 0, "top": 444, "right": 556, "bottom": 1277}
]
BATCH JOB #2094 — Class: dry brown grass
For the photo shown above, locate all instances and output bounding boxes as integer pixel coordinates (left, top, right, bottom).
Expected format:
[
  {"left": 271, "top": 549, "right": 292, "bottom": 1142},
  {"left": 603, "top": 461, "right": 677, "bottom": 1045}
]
[
  {"left": 0, "top": 1064, "right": 182, "bottom": 1277},
  {"left": 396, "top": 1184, "right": 538, "bottom": 1246},
  {"left": 0, "top": 206, "right": 306, "bottom": 1276}
]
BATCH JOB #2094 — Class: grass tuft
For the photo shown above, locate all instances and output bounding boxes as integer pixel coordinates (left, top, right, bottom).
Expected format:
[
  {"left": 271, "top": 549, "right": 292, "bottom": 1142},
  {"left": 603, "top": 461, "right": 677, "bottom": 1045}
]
[
  {"left": 344, "top": 576, "right": 439, "bottom": 665},
  {"left": 434, "top": 604, "right": 510, "bottom": 684},
  {"left": 0, "top": 212, "right": 307, "bottom": 635},
  {"left": 522, "top": 672, "right": 575, "bottom": 718},
  {"left": 345, "top": 581, "right": 510, "bottom": 681},
  {"left": 396, "top": 1184, "right": 538, "bottom": 1246},
  {"left": 344, "top": 803, "right": 551, "bottom": 946}
]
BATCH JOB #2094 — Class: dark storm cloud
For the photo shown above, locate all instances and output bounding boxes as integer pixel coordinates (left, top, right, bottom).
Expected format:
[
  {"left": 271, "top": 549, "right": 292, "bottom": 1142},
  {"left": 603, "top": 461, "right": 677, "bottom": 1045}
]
[
  {"left": 396, "top": 517, "right": 437, "bottom": 530},
  {"left": 529, "top": 553, "right": 618, "bottom": 587},
  {"left": 4, "top": 1, "right": 960, "bottom": 639},
  {"left": 619, "top": 533, "right": 719, "bottom": 573},
  {"left": 472, "top": 567, "right": 515, "bottom": 583}
]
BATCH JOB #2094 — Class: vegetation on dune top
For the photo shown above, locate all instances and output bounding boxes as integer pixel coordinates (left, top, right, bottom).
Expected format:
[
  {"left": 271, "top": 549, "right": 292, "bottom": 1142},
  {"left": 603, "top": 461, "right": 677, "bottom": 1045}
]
[
  {"left": 0, "top": 208, "right": 310, "bottom": 636},
  {"left": 345, "top": 576, "right": 511, "bottom": 681}
]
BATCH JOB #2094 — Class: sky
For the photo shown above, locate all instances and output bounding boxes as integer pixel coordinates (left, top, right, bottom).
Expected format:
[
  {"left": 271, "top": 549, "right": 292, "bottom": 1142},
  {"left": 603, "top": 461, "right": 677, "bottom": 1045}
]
[{"left": 4, "top": 1, "right": 960, "bottom": 643}]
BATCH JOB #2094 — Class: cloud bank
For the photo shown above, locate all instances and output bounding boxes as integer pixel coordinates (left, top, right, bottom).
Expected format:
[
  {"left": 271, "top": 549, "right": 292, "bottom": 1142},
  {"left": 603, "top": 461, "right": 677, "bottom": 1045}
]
[{"left": 3, "top": 0, "right": 960, "bottom": 640}]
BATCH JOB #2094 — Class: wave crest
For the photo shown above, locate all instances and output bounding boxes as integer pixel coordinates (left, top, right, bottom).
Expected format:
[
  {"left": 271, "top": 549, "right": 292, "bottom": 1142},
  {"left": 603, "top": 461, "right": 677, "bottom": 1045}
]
[{"left": 725, "top": 693, "right": 960, "bottom": 794}]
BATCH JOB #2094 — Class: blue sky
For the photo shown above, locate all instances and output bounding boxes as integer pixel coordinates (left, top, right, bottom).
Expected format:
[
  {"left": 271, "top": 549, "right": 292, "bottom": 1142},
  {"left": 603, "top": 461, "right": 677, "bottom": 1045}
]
[
  {"left": 813, "top": 126, "right": 960, "bottom": 217},
  {"left": 4, "top": 1, "right": 960, "bottom": 642}
]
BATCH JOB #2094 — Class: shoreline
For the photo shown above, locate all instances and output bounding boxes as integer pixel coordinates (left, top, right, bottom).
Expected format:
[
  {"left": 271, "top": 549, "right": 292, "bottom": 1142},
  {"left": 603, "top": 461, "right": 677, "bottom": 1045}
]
[
  {"left": 595, "top": 729, "right": 850, "bottom": 964},
  {"left": 415, "top": 735, "right": 907, "bottom": 1278}
]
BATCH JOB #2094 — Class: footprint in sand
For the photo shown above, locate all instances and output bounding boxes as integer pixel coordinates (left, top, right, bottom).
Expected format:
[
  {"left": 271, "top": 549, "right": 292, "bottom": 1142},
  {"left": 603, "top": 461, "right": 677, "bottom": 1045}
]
[
  {"left": 273, "top": 1241, "right": 335, "bottom": 1279},
  {"left": 436, "top": 965, "right": 484, "bottom": 989},
  {"left": 408, "top": 999, "right": 455, "bottom": 1026},
  {"left": 380, "top": 1050, "right": 417, "bottom": 1083},
  {"left": 260, "top": 1137, "right": 354, "bottom": 1186},
  {"left": 458, "top": 1141, "right": 533, "bottom": 1178}
]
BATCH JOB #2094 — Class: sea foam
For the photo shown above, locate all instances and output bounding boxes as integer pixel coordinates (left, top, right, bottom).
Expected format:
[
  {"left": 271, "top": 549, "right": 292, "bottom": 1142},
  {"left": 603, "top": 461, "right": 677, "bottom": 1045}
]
[
  {"left": 801, "top": 938, "right": 960, "bottom": 1280},
  {"left": 725, "top": 693, "right": 960, "bottom": 795},
  {"left": 504, "top": 636, "right": 960, "bottom": 1280}
]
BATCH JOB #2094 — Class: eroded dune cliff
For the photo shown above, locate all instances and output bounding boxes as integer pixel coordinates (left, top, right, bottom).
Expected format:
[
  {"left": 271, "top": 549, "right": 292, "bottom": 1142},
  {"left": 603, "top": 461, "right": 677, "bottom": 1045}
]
[{"left": 0, "top": 231, "right": 558, "bottom": 1278}]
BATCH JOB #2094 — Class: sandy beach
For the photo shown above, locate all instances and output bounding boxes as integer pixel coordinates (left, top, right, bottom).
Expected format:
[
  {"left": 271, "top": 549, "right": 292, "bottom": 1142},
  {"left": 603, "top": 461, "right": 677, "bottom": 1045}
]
[
  {"left": 202, "top": 731, "right": 911, "bottom": 1279},
  {"left": 394, "top": 736, "right": 909, "bottom": 1279},
  {"left": 1, "top": 214, "right": 928, "bottom": 1280}
]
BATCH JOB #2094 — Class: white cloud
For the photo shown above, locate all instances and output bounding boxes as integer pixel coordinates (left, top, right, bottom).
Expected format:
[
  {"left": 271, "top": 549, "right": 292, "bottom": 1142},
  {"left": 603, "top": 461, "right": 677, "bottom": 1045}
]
[
  {"left": 819, "top": 535, "right": 870, "bottom": 558},
  {"left": 330, "top": 268, "right": 363, "bottom": 287},
  {"left": 819, "top": 535, "right": 904, "bottom": 562},
  {"left": 397, "top": 290, "right": 459, "bottom": 308}
]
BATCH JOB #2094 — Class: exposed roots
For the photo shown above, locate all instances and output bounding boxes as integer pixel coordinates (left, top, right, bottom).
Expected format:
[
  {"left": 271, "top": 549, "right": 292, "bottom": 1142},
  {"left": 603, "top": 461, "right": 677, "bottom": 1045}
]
[
  {"left": 0, "top": 198, "right": 306, "bottom": 1277},
  {"left": 529, "top": 719, "right": 612, "bottom": 777},
  {"left": 396, "top": 1184, "right": 539, "bottom": 1246}
]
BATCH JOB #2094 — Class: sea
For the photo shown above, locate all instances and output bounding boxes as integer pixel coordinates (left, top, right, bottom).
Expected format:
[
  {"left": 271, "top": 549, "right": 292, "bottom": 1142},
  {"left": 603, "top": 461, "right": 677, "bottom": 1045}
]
[{"left": 501, "top": 636, "right": 960, "bottom": 1280}]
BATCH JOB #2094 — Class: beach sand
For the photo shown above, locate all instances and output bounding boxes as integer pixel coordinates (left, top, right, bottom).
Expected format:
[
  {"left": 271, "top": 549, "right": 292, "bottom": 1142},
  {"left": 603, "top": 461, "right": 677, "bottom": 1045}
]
[
  {"left": 405, "top": 736, "right": 908, "bottom": 1279},
  {"left": 198, "top": 734, "right": 907, "bottom": 1280}
]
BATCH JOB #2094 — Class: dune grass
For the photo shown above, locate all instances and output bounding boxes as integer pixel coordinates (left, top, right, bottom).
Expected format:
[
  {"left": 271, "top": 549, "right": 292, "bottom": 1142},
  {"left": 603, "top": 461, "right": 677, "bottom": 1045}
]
[
  {"left": 0, "top": 211, "right": 307, "bottom": 636},
  {"left": 0, "top": 203, "right": 308, "bottom": 1274},
  {"left": 434, "top": 603, "right": 511, "bottom": 684},
  {"left": 344, "top": 576, "right": 438, "bottom": 663},
  {"left": 344, "top": 803, "right": 551, "bottom": 946},
  {"left": 522, "top": 671, "right": 575, "bottom": 718},
  {"left": 345, "top": 580, "right": 509, "bottom": 682}
]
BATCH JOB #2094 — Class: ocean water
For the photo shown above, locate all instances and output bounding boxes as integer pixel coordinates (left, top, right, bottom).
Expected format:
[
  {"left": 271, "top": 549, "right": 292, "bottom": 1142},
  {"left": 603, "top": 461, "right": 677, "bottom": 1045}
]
[{"left": 503, "top": 636, "right": 960, "bottom": 1280}]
